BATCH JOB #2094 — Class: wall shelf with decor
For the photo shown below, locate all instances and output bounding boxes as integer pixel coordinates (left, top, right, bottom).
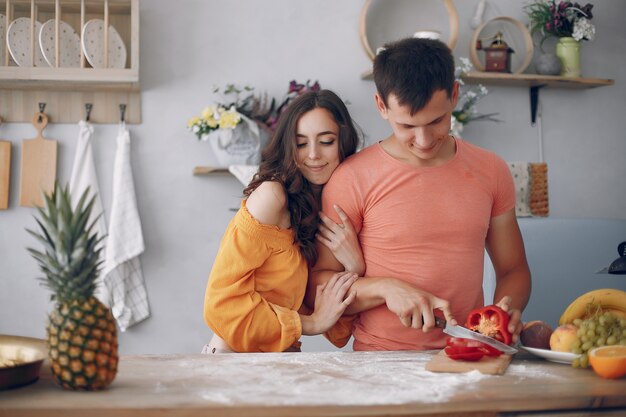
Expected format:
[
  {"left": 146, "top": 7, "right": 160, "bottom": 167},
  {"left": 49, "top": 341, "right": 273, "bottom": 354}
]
[
  {"left": 193, "top": 166, "right": 230, "bottom": 176},
  {"left": 461, "top": 72, "right": 614, "bottom": 89},
  {"left": 461, "top": 71, "right": 614, "bottom": 124},
  {"left": 0, "top": 0, "right": 140, "bottom": 124}
]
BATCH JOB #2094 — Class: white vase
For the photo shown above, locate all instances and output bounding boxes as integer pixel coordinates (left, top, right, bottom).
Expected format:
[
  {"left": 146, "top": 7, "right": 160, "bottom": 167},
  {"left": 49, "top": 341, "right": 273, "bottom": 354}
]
[{"left": 205, "top": 120, "right": 266, "bottom": 167}]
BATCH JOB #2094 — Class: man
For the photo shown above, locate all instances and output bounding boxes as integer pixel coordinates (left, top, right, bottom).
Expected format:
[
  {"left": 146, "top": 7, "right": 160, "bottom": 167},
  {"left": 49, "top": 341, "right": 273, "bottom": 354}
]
[{"left": 308, "top": 38, "right": 531, "bottom": 351}]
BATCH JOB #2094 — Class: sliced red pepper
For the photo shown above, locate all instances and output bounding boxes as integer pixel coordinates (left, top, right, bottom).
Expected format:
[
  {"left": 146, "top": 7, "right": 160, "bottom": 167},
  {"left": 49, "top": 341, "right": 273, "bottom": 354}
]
[
  {"left": 444, "top": 346, "right": 485, "bottom": 361},
  {"left": 465, "top": 305, "right": 513, "bottom": 346},
  {"left": 443, "top": 337, "right": 502, "bottom": 361},
  {"left": 476, "top": 342, "right": 503, "bottom": 357}
]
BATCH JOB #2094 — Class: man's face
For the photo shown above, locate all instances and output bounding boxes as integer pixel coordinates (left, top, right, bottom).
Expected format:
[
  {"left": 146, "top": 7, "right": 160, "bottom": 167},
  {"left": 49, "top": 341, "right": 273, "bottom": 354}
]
[{"left": 376, "top": 83, "right": 459, "bottom": 164}]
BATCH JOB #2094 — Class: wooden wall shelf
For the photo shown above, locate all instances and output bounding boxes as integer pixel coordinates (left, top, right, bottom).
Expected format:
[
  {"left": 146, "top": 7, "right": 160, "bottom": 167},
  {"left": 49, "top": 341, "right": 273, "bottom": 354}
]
[
  {"left": 461, "top": 72, "right": 614, "bottom": 124},
  {"left": 193, "top": 166, "right": 230, "bottom": 176},
  {"left": 0, "top": 68, "right": 139, "bottom": 90},
  {"left": 461, "top": 72, "right": 614, "bottom": 89},
  {"left": 0, "top": 0, "right": 141, "bottom": 124}
]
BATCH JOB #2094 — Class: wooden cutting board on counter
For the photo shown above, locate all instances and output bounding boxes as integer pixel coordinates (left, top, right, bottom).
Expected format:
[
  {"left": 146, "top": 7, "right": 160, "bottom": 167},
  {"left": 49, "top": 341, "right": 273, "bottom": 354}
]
[
  {"left": 426, "top": 350, "right": 513, "bottom": 375},
  {"left": 19, "top": 113, "right": 57, "bottom": 207}
]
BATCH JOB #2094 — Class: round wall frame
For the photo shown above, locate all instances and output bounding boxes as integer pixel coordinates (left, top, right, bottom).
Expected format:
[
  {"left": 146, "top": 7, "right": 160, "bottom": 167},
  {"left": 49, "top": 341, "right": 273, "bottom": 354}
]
[
  {"left": 469, "top": 16, "right": 533, "bottom": 74},
  {"left": 359, "top": 0, "right": 459, "bottom": 61}
]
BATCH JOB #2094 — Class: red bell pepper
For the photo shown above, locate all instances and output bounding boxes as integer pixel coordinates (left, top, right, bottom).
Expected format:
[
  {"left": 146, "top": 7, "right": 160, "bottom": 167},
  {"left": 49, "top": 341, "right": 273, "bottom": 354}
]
[
  {"left": 443, "top": 337, "right": 503, "bottom": 361},
  {"left": 444, "top": 346, "right": 485, "bottom": 361},
  {"left": 465, "top": 305, "right": 513, "bottom": 346}
]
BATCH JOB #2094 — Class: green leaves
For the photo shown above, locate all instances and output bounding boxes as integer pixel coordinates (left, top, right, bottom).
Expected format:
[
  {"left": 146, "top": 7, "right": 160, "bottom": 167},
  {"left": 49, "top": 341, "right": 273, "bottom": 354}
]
[{"left": 26, "top": 182, "right": 104, "bottom": 303}]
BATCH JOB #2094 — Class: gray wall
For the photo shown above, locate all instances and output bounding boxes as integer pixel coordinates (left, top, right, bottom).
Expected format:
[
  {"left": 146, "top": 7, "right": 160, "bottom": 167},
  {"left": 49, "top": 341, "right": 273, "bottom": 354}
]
[{"left": 1, "top": 1, "right": 625, "bottom": 354}]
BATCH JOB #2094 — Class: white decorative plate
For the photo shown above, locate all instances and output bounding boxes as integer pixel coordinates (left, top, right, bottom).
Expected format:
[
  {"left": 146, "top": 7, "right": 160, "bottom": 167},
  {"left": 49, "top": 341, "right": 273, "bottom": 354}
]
[
  {"left": 521, "top": 345, "right": 580, "bottom": 365},
  {"left": 39, "top": 19, "right": 81, "bottom": 68},
  {"left": 81, "top": 19, "right": 126, "bottom": 69},
  {"left": 0, "top": 14, "right": 6, "bottom": 65},
  {"left": 6, "top": 17, "right": 47, "bottom": 67}
]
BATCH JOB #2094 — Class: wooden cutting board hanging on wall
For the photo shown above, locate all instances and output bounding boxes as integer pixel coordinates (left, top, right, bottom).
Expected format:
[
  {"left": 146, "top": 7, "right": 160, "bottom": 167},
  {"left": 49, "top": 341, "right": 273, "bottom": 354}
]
[
  {"left": 0, "top": 140, "right": 11, "bottom": 210},
  {"left": 19, "top": 112, "right": 58, "bottom": 207}
]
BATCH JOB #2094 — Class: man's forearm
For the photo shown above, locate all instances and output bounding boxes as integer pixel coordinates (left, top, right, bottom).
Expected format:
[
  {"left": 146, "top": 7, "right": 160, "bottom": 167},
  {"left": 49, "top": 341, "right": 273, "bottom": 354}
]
[
  {"left": 343, "top": 276, "right": 389, "bottom": 314},
  {"left": 493, "top": 266, "right": 531, "bottom": 312},
  {"left": 307, "top": 270, "right": 388, "bottom": 315}
]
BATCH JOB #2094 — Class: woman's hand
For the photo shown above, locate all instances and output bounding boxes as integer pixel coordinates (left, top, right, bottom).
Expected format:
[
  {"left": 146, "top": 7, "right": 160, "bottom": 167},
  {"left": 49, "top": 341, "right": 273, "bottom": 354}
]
[
  {"left": 301, "top": 272, "right": 358, "bottom": 335},
  {"left": 317, "top": 205, "right": 365, "bottom": 275}
]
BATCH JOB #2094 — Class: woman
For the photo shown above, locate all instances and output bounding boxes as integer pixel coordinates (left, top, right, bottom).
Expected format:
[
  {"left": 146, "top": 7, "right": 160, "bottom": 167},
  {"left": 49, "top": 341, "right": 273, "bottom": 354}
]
[{"left": 203, "top": 90, "right": 363, "bottom": 353}]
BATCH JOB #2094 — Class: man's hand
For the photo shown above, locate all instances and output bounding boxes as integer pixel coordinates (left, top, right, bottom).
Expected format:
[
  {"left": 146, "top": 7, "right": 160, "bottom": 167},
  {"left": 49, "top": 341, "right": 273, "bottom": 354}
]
[
  {"left": 382, "top": 278, "right": 456, "bottom": 332},
  {"left": 496, "top": 296, "right": 523, "bottom": 344}
]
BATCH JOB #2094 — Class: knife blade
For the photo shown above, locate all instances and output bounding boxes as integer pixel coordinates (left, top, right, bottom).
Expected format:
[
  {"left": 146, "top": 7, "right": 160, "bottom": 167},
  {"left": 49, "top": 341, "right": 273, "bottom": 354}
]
[{"left": 434, "top": 316, "right": 518, "bottom": 355}]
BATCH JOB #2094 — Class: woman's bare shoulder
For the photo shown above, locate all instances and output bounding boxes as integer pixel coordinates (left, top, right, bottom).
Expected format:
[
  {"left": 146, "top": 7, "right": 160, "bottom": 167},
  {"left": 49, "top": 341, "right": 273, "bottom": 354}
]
[{"left": 245, "top": 181, "right": 288, "bottom": 227}]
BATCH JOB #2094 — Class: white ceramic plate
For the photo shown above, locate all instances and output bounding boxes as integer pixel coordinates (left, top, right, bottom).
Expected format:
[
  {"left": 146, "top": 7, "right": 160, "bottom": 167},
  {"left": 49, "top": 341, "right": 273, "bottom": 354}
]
[
  {"left": 81, "top": 19, "right": 126, "bottom": 69},
  {"left": 6, "top": 17, "right": 47, "bottom": 67},
  {"left": 0, "top": 14, "right": 6, "bottom": 65},
  {"left": 521, "top": 344, "right": 580, "bottom": 365},
  {"left": 39, "top": 19, "right": 81, "bottom": 68}
]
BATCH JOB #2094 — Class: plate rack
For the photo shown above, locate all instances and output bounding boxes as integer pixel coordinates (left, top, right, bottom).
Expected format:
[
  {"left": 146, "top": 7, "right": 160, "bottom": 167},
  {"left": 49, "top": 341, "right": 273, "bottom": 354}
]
[{"left": 0, "top": 0, "right": 140, "bottom": 124}]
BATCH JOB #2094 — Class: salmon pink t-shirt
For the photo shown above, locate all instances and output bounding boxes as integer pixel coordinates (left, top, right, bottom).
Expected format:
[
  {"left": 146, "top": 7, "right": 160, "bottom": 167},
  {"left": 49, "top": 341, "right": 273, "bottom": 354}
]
[{"left": 321, "top": 138, "right": 516, "bottom": 351}]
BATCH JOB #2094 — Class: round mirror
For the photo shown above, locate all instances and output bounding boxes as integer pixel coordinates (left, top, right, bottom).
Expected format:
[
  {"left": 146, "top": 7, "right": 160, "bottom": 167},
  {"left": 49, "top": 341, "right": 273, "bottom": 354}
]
[{"left": 360, "top": 0, "right": 459, "bottom": 61}]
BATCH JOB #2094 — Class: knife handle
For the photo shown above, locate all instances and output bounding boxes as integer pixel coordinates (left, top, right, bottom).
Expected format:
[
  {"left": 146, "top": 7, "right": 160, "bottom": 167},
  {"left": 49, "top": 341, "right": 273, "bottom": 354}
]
[{"left": 434, "top": 315, "right": 446, "bottom": 329}]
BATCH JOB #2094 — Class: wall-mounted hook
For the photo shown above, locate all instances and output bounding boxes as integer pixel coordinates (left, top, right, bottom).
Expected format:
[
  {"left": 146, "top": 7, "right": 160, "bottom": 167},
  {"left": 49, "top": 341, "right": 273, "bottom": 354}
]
[
  {"left": 119, "top": 104, "right": 126, "bottom": 123},
  {"left": 85, "top": 103, "right": 93, "bottom": 122},
  {"left": 38, "top": 102, "right": 47, "bottom": 123}
]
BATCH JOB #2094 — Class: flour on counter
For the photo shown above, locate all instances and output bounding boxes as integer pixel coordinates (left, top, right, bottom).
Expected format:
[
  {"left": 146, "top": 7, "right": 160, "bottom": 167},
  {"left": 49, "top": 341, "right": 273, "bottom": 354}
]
[
  {"left": 143, "top": 351, "right": 492, "bottom": 406},
  {"left": 506, "top": 362, "right": 566, "bottom": 380}
]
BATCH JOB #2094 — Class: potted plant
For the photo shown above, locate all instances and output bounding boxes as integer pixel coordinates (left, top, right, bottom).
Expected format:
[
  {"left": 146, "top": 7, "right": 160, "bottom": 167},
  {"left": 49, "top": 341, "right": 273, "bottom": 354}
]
[
  {"left": 186, "top": 80, "right": 321, "bottom": 167},
  {"left": 524, "top": 1, "right": 595, "bottom": 77}
]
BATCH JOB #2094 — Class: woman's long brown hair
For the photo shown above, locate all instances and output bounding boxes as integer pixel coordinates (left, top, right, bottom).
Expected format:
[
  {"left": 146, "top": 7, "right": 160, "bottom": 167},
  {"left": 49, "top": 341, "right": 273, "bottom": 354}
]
[{"left": 244, "top": 90, "right": 360, "bottom": 266}]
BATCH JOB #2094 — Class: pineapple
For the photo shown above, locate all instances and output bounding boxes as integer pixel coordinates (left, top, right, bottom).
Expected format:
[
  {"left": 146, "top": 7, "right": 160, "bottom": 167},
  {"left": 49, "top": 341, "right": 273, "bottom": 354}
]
[{"left": 27, "top": 183, "right": 117, "bottom": 390}]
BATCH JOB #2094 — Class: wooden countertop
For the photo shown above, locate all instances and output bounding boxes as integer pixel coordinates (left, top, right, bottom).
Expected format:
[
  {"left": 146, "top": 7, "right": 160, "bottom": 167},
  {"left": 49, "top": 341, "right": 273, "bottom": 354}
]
[{"left": 1, "top": 350, "right": 625, "bottom": 417}]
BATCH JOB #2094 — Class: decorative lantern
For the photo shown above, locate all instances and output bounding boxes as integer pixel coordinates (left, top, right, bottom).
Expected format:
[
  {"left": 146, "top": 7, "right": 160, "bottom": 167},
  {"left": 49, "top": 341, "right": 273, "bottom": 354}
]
[{"left": 476, "top": 32, "right": 515, "bottom": 73}]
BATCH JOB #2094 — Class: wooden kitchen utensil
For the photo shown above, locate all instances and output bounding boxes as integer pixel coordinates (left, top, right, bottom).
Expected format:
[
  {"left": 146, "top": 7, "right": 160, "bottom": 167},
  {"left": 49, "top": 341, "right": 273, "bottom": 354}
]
[
  {"left": 425, "top": 350, "right": 513, "bottom": 375},
  {"left": 19, "top": 112, "right": 58, "bottom": 207},
  {"left": 0, "top": 140, "right": 10, "bottom": 209}
]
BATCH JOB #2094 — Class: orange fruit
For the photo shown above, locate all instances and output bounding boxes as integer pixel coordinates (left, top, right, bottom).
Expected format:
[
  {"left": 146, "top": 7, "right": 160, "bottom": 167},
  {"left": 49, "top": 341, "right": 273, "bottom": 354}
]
[{"left": 588, "top": 345, "right": 626, "bottom": 379}]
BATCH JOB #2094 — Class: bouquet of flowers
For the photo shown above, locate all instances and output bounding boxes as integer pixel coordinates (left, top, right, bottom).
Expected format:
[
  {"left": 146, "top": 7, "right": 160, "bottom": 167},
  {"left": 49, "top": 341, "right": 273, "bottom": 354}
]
[
  {"left": 451, "top": 58, "right": 500, "bottom": 137},
  {"left": 187, "top": 80, "right": 321, "bottom": 141},
  {"left": 525, "top": 1, "right": 595, "bottom": 43}
]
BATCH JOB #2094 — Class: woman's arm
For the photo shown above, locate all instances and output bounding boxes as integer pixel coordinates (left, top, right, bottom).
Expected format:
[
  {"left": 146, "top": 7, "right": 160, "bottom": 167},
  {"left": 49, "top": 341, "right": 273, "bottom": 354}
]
[
  {"left": 300, "top": 271, "right": 358, "bottom": 335},
  {"left": 204, "top": 182, "right": 296, "bottom": 352}
]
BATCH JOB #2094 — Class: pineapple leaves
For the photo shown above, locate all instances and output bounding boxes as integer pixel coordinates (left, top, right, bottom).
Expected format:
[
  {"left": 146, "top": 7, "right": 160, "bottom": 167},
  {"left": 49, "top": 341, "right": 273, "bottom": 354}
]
[{"left": 26, "top": 182, "right": 104, "bottom": 302}]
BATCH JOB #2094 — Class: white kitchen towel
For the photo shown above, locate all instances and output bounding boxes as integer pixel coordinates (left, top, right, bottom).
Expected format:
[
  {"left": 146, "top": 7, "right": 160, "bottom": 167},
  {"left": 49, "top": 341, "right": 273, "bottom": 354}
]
[
  {"left": 68, "top": 120, "right": 109, "bottom": 305},
  {"left": 507, "top": 162, "right": 532, "bottom": 217},
  {"left": 102, "top": 124, "right": 150, "bottom": 331}
]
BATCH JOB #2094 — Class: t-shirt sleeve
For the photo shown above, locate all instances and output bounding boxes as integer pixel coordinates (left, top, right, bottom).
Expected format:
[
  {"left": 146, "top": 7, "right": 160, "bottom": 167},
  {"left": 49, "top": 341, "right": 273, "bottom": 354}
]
[
  {"left": 321, "top": 163, "right": 364, "bottom": 233},
  {"left": 491, "top": 154, "right": 516, "bottom": 217},
  {"left": 204, "top": 217, "right": 301, "bottom": 352}
]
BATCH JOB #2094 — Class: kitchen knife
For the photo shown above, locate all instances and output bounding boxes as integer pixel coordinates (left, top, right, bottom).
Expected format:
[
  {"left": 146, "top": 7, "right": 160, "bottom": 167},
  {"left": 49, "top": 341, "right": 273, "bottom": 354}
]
[{"left": 434, "top": 316, "right": 518, "bottom": 355}]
